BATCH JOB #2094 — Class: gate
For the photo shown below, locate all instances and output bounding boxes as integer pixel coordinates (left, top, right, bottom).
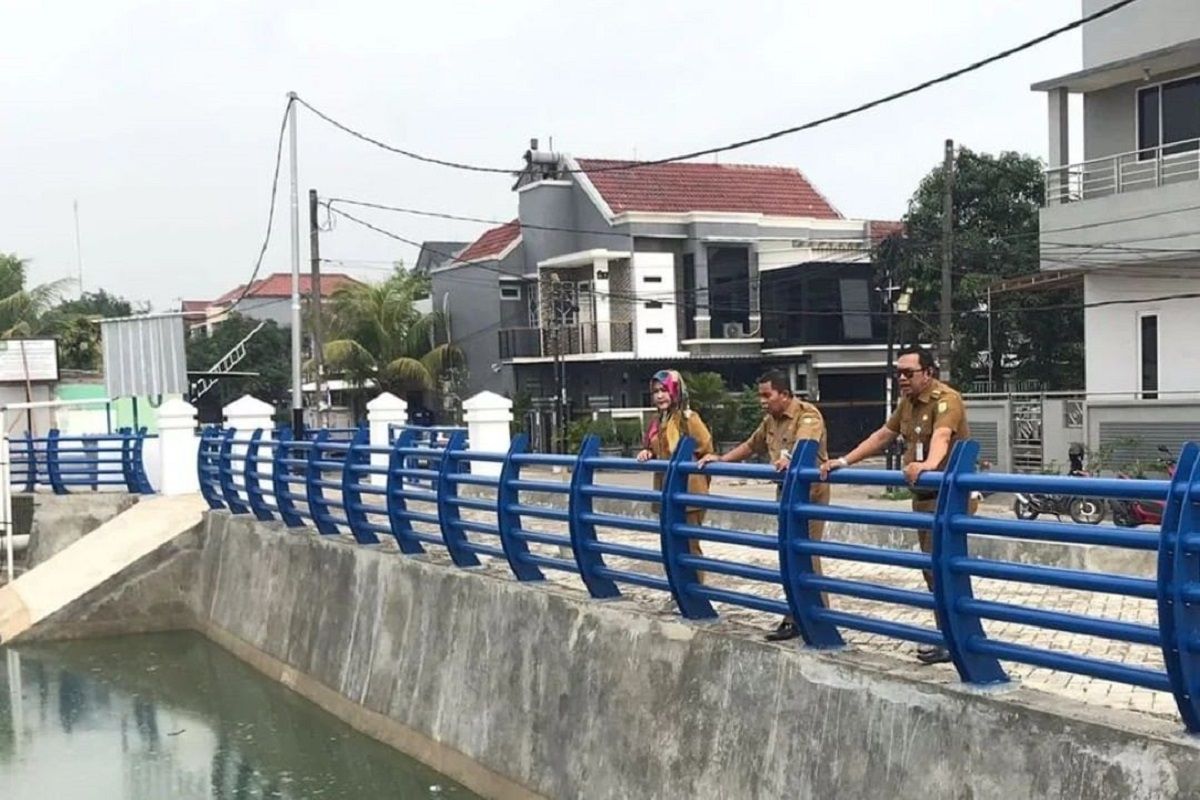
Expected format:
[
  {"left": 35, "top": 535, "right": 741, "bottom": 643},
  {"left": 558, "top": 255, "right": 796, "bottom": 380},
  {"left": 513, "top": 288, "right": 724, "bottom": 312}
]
[{"left": 1010, "top": 398, "right": 1043, "bottom": 473}]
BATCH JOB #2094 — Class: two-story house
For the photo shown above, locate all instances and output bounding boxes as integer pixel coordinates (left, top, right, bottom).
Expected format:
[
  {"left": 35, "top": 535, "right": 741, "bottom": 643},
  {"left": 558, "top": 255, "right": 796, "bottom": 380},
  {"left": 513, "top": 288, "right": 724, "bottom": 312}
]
[
  {"left": 432, "top": 147, "right": 899, "bottom": 451},
  {"left": 1035, "top": 0, "right": 1200, "bottom": 400}
]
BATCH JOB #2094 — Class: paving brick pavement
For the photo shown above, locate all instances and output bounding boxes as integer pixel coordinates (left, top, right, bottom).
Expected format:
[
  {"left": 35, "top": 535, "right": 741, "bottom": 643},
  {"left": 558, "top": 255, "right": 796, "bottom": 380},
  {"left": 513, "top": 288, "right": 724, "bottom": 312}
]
[{"left": 349, "top": 472, "right": 1179, "bottom": 724}]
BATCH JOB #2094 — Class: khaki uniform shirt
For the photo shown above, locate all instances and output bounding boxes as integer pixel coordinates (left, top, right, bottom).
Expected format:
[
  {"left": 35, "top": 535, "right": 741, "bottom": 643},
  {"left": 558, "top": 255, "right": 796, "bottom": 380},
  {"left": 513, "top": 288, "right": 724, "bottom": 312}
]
[
  {"left": 885, "top": 379, "right": 969, "bottom": 470},
  {"left": 648, "top": 410, "right": 713, "bottom": 496},
  {"left": 744, "top": 398, "right": 829, "bottom": 464}
]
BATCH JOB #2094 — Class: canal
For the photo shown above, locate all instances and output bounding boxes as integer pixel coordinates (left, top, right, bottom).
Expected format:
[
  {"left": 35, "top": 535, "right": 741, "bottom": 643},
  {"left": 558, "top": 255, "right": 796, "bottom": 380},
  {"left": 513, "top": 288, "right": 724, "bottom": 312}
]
[{"left": 0, "top": 631, "right": 480, "bottom": 799}]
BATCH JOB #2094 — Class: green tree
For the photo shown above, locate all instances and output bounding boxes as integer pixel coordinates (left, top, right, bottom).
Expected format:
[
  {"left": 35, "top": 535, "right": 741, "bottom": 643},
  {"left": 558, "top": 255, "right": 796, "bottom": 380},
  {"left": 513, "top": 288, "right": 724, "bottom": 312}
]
[
  {"left": 886, "top": 148, "right": 1083, "bottom": 389},
  {"left": 186, "top": 313, "right": 291, "bottom": 407},
  {"left": 0, "top": 253, "right": 72, "bottom": 338},
  {"left": 43, "top": 290, "right": 149, "bottom": 370},
  {"left": 322, "top": 267, "right": 462, "bottom": 396}
]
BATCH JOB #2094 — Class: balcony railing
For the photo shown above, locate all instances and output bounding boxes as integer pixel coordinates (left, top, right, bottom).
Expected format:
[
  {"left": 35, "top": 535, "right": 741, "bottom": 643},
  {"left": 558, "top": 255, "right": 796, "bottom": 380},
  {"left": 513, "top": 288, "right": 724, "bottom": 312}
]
[
  {"left": 499, "top": 322, "right": 634, "bottom": 359},
  {"left": 1044, "top": 137, "right": 1200, "bottom": 206}
]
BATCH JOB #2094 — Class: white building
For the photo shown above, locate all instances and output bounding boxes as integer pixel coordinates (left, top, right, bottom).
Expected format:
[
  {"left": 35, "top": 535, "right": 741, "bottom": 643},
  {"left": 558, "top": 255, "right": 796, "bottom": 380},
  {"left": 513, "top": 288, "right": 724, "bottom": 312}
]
[{"left": 1035, "top": 0, "right": 1200, "bottom": 399}]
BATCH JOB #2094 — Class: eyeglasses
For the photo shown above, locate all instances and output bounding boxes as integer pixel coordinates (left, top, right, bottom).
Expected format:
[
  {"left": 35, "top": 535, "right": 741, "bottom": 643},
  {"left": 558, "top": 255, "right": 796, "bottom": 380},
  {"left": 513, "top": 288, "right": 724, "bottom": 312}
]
[{"left": 894, "top": 368, "right": 922, "bottom": 379}]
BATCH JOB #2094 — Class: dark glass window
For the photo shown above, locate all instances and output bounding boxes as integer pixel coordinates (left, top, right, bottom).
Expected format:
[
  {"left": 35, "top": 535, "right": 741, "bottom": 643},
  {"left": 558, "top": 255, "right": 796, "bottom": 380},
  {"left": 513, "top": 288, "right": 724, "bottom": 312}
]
[{"left": 1141, "top": 314, "right": 1159, "bottom": 400}]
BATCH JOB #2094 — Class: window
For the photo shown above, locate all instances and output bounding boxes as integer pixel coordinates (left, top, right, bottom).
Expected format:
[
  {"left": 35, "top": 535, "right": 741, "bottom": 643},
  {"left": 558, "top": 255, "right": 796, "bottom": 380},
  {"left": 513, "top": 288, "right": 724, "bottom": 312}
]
[
  {"left": 1137, "top": 76, "right": 1200, "bottom": 156},
  {"left": 645, "top": 327, "right": 663, "bottom": 334},
  {"left": 1140, "top": 314, "right": 1159, "bottom": 400},
  {"left": 500, "top": 284, "right": 521, "bottom": 301},
  {"left": 644, "top": 300, "right": 663, "bottom": 309},
  {"left": 643, "top": 275, "right": 663, "bottom": 284}
]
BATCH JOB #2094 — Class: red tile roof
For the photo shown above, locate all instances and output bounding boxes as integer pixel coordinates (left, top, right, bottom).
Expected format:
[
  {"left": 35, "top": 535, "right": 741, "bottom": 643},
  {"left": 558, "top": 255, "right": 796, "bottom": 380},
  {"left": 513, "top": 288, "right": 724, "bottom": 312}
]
[
  {"left": 212, "top": 272, "right": 362, "bottom": 306},
  {"left": 456, "top": 220, "right": 521, "bottom": 263},
  {"left": 867, "top": 220, "right": 905, "bottom": 246},
  {"left": 575, "top": 159, "right": 842, "bottom": 218},
  {"left": 180, "top": 299, "right": 208, "bottom": 316}
]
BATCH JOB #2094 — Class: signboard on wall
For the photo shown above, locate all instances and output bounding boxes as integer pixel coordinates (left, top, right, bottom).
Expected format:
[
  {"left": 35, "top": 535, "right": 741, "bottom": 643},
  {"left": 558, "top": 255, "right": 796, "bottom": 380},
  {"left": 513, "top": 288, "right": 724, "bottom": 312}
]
[{"left": 0, "top": 339, "right": 59, "bottom": 383}]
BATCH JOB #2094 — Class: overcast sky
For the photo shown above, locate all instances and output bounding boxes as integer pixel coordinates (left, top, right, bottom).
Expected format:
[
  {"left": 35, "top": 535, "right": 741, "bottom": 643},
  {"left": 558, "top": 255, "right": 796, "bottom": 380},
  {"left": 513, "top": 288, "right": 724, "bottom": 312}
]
[{"left": 2, "top": 1, "right": 1088, "bottom": 310}]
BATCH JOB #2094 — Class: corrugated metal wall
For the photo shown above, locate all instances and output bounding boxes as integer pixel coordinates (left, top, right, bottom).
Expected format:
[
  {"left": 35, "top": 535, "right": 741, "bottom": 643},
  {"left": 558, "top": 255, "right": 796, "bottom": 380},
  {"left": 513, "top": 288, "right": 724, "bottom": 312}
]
[
  {"left": 972, "top": 421, "right": 999, "bottom": 467},
  {"left": 1098, "top": 422, "right": 1200, "bottom": 470},
  {"left": 100, "top": 315, "right": 187, "bottom": 398}
]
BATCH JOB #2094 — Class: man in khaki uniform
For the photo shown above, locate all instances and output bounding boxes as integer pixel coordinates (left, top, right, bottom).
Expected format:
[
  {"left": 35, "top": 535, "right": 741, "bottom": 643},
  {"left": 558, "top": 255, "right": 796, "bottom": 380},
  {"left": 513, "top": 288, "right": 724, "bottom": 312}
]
[
  {"left": 820, "top": 345, "right": 972, "bottom": 664},
  {"left": 698, "top": 370, "right": 830, "bottom": 642}
]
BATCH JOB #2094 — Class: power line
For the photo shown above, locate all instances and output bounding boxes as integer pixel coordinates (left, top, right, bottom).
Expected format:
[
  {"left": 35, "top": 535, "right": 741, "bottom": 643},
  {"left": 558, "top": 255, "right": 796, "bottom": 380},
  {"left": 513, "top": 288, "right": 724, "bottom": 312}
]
[
  {"left": 226, "top": 96, "right": 294, "bottom": 314},
  {"left": 324, "top": 197, "right": 632, "bottom": 240},
  {"left": 331, "top": 204, "right": 1200, "bottom": 323},
  {"left": 295, "top": 0, "right": 1142, "bottom": 176}
]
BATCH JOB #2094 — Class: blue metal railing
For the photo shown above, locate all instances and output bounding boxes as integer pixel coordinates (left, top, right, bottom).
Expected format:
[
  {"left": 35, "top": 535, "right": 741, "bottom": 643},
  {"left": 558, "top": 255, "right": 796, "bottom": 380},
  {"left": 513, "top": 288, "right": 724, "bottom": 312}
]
[
  {"left": 11, "top": 428, "right": 154, "bottom": 494},
  {"left": 200, "top": 427, "right": 1200, "bottom": 732}
]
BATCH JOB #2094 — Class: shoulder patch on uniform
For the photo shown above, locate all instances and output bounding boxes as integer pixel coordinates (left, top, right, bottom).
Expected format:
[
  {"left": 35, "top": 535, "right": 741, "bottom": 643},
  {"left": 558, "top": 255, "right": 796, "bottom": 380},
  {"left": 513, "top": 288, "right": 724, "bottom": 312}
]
[
  {"left": 802, "top": 416, "right": 815, "bottom": 424},
  {"left": 938, "top": 401, "right": 948, "bottom": 413}
]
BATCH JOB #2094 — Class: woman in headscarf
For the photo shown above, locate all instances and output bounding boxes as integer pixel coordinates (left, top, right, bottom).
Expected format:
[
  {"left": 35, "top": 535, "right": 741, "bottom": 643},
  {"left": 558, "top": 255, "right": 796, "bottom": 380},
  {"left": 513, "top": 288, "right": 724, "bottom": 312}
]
[{"left": 636, "top": 369, "right": 713, "bottom": 578}]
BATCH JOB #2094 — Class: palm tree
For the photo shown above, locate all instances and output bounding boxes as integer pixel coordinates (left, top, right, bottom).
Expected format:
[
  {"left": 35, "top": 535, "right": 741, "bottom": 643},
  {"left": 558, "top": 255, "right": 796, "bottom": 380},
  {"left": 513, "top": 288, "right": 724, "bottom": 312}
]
[
  {"left": 322, "top": 271, "right": 463, "bottom": 397},
  {"left": 0, "top": 253, "right": 73, "bottom": 338}
]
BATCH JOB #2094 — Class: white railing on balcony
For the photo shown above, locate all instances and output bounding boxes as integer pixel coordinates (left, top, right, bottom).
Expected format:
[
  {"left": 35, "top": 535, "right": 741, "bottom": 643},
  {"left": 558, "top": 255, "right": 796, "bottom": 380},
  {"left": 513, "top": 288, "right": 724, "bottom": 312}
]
[{"left": 1044, "top": 138, "right": 1200, "bottom": 206}]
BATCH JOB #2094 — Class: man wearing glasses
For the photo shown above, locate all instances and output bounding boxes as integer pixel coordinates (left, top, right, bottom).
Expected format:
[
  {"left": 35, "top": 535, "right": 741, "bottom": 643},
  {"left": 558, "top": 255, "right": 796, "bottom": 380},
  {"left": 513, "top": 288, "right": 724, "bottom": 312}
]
[{"left": 819, "top": 345, "right": 971, "bottom": 665}]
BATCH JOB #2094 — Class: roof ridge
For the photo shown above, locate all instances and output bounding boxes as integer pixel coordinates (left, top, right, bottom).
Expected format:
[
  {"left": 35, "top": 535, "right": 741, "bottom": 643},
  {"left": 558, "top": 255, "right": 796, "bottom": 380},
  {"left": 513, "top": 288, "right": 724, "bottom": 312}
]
[{"left": 576, "top": 157, "right": 804, "bottom": 173}]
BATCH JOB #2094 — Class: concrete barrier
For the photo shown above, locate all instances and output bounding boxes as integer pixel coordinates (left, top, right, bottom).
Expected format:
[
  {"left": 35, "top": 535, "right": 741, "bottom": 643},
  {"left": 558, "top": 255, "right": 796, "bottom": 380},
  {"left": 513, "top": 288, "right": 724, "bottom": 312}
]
[{"left": 17, "top": 510, "right": 1200, "bottom": 799}]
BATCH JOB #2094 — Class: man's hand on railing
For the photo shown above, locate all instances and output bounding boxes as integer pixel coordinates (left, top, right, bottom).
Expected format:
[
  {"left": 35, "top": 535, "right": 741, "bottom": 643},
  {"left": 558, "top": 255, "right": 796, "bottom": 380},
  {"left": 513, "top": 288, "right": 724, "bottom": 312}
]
[
  {"left": 696, "top": 453, "right": 721, "bottom": 469},
  {"left": 772, "top": 455, "right": 790, "bottom": 472},
  {"left": 903, "top": 461, "right": 929, "bottom": 485},
  {"left": 635, "top": 449, "right": 654, "bottom": 462},
  {"left": 818, "top": 457, "right": 847, "bottom": 481}
]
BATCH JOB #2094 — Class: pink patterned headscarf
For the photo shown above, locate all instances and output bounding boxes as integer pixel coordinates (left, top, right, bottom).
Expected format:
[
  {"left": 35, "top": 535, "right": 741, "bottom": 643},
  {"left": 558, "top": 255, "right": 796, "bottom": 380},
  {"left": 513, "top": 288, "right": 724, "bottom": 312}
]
[{"left": 644, "top": 369, "right": 689, "bottom": 448}]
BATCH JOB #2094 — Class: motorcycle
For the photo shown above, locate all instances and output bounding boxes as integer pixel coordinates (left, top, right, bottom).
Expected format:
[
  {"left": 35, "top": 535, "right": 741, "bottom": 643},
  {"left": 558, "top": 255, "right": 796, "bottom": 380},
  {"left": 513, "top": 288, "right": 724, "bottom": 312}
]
[
  {"left": 1013, "top": 443, "right": 1106, "bottom": 525},
  {"left": 1109, "top": 445, "right": 1176, "bottom": 528}
]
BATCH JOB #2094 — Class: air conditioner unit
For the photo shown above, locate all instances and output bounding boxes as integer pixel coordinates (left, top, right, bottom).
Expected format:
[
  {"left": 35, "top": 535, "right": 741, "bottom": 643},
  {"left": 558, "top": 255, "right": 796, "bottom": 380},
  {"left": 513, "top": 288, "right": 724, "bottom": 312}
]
[{"left": 722, "top": 322, "right": 748, "bottom": 339}]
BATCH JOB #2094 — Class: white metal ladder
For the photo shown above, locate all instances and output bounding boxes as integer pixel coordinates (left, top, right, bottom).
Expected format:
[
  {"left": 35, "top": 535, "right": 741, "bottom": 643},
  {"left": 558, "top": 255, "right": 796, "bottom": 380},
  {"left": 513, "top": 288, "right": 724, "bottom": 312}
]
[{"left": 191, "top": 321, "right": 267, "bottom": 400}]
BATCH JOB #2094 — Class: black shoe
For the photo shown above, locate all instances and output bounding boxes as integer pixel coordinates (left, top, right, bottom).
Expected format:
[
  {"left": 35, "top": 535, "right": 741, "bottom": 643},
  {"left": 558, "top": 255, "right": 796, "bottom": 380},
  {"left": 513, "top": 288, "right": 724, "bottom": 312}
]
[
  {"left": 764, "top": 619, "right": 799, "bottom": 642},
  {"left": 916, "top": 645, "right": 952, "bottom": 665}
]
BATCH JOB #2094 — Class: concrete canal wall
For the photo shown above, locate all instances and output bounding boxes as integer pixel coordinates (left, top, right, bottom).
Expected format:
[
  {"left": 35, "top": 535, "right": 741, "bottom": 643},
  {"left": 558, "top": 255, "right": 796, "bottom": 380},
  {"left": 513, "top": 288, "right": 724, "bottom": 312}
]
[{"left": 14, "top": 508, "right": 1200, "bottom": 800}]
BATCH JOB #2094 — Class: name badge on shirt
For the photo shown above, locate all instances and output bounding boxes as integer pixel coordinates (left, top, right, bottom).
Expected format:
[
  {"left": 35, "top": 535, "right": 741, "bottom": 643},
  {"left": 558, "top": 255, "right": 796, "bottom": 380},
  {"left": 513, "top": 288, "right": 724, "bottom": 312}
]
[{"left": 915, "top": 426, "right": 924, "bottom": 462}]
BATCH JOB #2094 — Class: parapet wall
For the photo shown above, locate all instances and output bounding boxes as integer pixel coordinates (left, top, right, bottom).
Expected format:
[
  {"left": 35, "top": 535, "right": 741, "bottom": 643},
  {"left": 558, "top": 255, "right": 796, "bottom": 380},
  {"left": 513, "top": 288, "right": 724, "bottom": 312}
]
[{"left": 178, "top": 513, "right": 1200, "bottom": 799}]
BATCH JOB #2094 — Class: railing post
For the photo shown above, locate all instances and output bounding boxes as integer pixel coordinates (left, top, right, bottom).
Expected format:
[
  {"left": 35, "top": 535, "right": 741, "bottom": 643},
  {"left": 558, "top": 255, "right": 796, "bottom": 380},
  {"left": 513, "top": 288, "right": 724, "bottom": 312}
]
[
  {"left": 932, "top": 440, "right": 1008, "bottom": 685},
  {"left": 567, "top": 435, "right": 620, "bottom": 598},
  {"left": 46, "top": 429, "right": 66, "bottom": 495},
  {"left": 659, "top": 437, "right": 715, "bottom": 619},
  {"left": 496, "top": 434, "right": 542, "bottom": 581},
  {"left": 342, "top": 427, "right": 378, "bottom": 544},
  {"left": 436, "top": 431, "right": 479, "bottom": 567},
  {"left": 305, "top": 429, "right": 338, "bottom": 535},
  {"left": 243, "top": 429, "right": 273, "bottom": 521},
  {"left": 218, "top": 428, "right": 249, "bottom": 514},
  {"left": 779, "top": 439, "right": 843, "bottom": 647},
  {"left": 131, "top": 427, "right": 154, "bottom": 493},
  {"left": 117, "top": 424, "right": 134, "bottom": 494},
  {"left": 272, "top": 426, "right": 303, "bottom": 527},
  {"left": 22, "top": 432, "right": 36, "bottom": 493},
  {"left": 85, "top": 436, "right": 99, "bottom": 491},
  {"left": 119, "top": 429, "right": 136, "bottom": 493},
  {"left": 197, "top": 427, "right": 225, "bottom": 510},
  {"left": 385, "top": 428, "right": 425, "bottom": 554},
  {"left": 1157, "top": 441, "right": 1200, "bottom": 732}
]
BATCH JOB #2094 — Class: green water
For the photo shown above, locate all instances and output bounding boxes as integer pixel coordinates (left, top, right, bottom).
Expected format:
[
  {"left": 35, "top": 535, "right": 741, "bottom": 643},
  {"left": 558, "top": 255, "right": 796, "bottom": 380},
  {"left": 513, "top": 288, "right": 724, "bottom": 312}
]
[{"left": 0, "top": 632, "right": 480, "bottom": 799}]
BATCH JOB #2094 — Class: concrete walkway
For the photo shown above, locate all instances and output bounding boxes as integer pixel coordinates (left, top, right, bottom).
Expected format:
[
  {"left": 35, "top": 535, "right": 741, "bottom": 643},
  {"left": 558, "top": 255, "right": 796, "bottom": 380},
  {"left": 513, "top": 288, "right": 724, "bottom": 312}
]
[
  {"left": 0, "top": 493, "right": 206, "bottom": 642},
  {"left": 391, "top": 471, "right": 1176, "bottom": 723}
]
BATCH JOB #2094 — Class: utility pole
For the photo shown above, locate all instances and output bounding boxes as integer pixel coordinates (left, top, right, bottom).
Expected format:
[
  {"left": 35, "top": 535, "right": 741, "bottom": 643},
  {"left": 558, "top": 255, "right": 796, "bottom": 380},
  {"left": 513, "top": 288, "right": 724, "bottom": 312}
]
[
  {"left": 308, "top": 189, "right": 326, "bottom": 429},
  {"left": 940, "top": 138, "right": 955, "bottom": 380},
  {"left": 287, "top": 92, "right": 303, "bottom": 433}
]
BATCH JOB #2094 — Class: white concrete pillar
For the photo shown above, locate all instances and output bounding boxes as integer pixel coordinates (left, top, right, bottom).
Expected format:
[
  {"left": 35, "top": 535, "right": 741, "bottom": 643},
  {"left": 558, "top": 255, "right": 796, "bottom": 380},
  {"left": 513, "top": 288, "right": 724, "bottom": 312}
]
[
  {"left": 1047, "top": 88, "right": 1071, "bottom": 204},
  {"left": 223, "top": 395, "right": 276, "bottom": 494},
  {"left": 462, "top": 390, "right": 513, "bottom": 477},
  {"left": 157, "top": 397, "right": 199, "bottom": 496},
  {"left": 367, "top": 392, "right": 408, "bottom": 486}
]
